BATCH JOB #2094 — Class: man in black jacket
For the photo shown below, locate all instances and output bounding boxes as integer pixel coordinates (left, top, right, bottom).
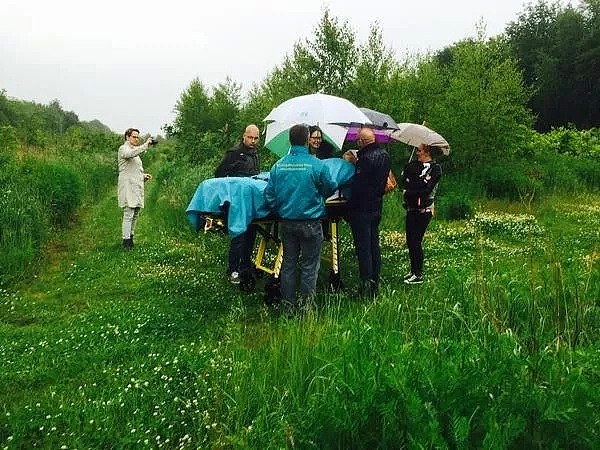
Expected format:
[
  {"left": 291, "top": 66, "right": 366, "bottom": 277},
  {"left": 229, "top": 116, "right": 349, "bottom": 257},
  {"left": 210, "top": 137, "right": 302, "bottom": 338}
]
[
  {"left": 215, "top": 124, "right": 260, "bottom": 178},
  {"left": 347, "top": 127, "right": 391, "bottom": 298},
  {"left": 214, "top": 124, "right": 261, "bottom": 285}
]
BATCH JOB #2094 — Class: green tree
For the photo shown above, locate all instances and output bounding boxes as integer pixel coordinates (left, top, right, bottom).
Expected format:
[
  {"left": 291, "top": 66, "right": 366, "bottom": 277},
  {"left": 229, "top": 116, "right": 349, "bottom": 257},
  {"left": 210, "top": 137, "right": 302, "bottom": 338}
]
[
  {"left": 172, "top": 78, "right": 243, "bottom": 165},
  {"left": 348, "top": 23, "right": 403, "bottom": 115},
  {"left": 246, "top": 7, "right": 358, "bottom": 106},
  {"left": 0, "top": 90, "right": 17, "bottom": 126},
  {"left": 429, "top": 28, "right": 533, "bottom": 167},
  {"left": 173, "top": 78, "right": 211, "bottom": 137},
  {"left": 303, "top": 9, "right": 358, "bottom": 96},
  {"left": 207, "top": 77, "right": 241, "bottom": 137},
  {"left": 506, "top": 0, "right": 600, "bottom": 130},
  {"left": 577, "top": 0, "right": 600, "bottom": 127}
]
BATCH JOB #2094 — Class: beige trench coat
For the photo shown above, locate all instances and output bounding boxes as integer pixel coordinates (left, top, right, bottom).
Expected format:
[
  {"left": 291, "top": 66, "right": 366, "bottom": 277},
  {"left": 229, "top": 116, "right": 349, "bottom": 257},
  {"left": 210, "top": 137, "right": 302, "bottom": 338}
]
[{"left": 117, "top": 141, "right": 149, "bottom": 208}]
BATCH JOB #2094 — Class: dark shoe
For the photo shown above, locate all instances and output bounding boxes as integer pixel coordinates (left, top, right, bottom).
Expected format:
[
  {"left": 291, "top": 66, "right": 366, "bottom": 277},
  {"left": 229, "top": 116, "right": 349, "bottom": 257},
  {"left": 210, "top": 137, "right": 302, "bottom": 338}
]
[
  {"left": 122, "top": 238, "right": 133, "bottom": 250},
  {"left": 404, "top": 274, "right": 424, "bottom": 285},
  {"left": 264, "top": 277, "right": 281, "bottom": 306},
  {"left": 238, "top": 268, "right": 257, "bottom": 292},
  {"left": 281, "top": 300, "right": 302, "bottom": 318},
  {"left": 357, "top": 279, "right": 378, "bottom": 299}
]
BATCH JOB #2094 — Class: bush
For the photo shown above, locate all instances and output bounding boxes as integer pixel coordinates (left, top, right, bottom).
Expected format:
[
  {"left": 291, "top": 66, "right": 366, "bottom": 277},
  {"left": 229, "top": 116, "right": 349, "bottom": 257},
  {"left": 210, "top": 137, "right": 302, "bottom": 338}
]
[
  {"left": 479, "top": 160, "right": 542, "bottom": 201},
  {"left": 434, "top": 173, "right": 479, "bottom": 220},
  {"left": 23, "top": 159, "right": 85, "bottom": 227},
  {"left": 145, "top": 154, "right": 215, "bottom": 234},
  {"left": 0, "top": 125, "right": 19, "bottom": 167},
  {"left": 437, "top": 192, "right": 474, "bottom": 220},
  {"left": 572, "top": 158, "right": 600, "bottom": 190}
]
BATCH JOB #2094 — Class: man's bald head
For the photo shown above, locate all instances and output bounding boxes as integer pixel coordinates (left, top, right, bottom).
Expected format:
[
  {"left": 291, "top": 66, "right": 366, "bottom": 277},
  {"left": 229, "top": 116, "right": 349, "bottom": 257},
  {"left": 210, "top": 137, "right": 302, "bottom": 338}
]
[
  {"left": 357, "top": 127, "right": 376, "bottom": 148},
  {"left": 242, "top": 124, "right": 260, "bottom": 149}
]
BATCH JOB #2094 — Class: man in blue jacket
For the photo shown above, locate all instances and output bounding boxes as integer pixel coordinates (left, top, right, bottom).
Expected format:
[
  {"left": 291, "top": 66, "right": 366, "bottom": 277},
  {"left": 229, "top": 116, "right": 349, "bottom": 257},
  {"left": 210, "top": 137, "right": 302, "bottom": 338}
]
[{"left": 264, "top": 124, "right": 337, "bottom": 316}]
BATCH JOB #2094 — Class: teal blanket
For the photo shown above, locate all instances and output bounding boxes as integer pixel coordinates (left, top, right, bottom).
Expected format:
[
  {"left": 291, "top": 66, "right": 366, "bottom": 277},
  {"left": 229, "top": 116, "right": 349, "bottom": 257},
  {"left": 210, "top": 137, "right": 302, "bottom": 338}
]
[{"left": 186, "top": 159, "right": 355, "bottom": 237}]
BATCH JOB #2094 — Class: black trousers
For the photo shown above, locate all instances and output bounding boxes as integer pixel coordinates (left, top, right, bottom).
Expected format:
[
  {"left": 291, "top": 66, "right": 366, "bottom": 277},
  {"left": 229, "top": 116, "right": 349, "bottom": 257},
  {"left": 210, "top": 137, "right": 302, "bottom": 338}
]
[
  {"left": 228, "top": 224, "right": 257, "bottom": 277},
  {"left": 405, "top": 210, "right": 433, "bottom": 277}
]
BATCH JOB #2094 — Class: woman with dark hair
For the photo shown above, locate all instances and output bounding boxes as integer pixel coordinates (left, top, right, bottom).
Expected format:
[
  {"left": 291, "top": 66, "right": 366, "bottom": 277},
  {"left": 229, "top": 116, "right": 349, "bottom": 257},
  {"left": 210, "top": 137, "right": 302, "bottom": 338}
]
[
  {"left": 402, "top": 143, "right": 442, "bottom": 284},
  {"left": 308, "top": 125, "right": 334, "bottom": 159}
]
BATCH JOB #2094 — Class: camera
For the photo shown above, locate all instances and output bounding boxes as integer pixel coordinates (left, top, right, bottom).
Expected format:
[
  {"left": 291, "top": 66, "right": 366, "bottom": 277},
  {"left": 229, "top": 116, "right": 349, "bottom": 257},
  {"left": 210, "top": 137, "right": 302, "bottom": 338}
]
[{"left": 149, "top": 137, "right": 159, "bottom": 145}]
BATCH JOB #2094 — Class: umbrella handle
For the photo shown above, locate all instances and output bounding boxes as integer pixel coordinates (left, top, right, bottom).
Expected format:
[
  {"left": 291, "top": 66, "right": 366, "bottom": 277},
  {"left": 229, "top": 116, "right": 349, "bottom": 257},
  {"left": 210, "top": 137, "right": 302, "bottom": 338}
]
[{"left": 408, "top": 147, "right": 416, "bottom": 163}]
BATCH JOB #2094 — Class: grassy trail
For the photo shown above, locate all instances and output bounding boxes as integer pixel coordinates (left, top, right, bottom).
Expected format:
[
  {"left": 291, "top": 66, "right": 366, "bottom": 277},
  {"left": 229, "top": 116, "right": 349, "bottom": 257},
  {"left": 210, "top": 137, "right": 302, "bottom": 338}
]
[{"left": 10, "top": 184, "right": 257, "bottom": 328}]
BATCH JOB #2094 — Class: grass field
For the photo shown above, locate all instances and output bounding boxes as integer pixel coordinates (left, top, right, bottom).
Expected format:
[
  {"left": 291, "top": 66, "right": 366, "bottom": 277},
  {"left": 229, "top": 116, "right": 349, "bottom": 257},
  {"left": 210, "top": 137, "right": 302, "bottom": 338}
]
[{"left": 1, "top": 178, "right": 598, "bottom": 448}]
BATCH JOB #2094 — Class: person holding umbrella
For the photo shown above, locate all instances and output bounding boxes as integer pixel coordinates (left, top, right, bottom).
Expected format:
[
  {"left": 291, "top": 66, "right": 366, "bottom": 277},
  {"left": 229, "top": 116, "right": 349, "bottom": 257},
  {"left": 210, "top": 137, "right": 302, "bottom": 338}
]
[
  {"left": 347, "top": 127, "right": 391, "bottom": 298},
  {"left": 402, "top": 143, "right": 442, "bottom": 284}
]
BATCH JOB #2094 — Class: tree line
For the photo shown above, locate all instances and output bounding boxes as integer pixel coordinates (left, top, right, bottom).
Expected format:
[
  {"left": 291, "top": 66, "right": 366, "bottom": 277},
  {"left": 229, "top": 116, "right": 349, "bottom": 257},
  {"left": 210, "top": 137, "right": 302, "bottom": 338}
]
[
  {"left": 170, "top": 1, "right": 599, "bottom": 171},
  {"left": 507, "top": 0, "right": 600, "bottom": 131}
]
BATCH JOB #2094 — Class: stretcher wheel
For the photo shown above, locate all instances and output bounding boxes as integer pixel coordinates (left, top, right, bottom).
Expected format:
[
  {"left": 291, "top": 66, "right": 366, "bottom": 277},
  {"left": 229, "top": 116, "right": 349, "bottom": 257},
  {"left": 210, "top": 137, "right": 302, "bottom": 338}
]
[
  {"left": 328, "top": 270, "right": 343, "bottom": 292},
  {"left": 264, "top": 277, "right": 281, "bottom": 306}
]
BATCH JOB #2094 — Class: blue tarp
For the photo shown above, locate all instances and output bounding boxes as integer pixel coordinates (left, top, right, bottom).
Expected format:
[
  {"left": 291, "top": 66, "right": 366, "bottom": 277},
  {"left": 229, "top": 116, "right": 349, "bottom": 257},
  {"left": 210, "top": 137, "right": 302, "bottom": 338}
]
[{"left": 186, "top": 158, "right": 355, "bottom": 237}]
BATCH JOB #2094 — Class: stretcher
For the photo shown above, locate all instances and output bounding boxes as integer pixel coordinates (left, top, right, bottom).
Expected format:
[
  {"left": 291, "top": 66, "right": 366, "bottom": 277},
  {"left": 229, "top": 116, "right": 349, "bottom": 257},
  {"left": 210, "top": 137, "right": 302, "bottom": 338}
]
[
  {"left": 186, "top": 159, "right": 355, "bottom": 301},
  {"left": 193, "top": 198, "right": 348, "bottom": 301}
]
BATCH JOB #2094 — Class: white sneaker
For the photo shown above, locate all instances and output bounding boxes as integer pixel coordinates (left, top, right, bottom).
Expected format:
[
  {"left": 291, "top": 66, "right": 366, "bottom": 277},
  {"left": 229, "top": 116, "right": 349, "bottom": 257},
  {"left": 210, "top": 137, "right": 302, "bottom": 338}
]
[
  {"left": 404, "top": 274, "right": 424, "bottom": 285},
  {"left": 229, "top": 271, "right": 240, "bottom": 284},
  {"left": 403, "top": 272, "right": 413, "bottom": 280}
]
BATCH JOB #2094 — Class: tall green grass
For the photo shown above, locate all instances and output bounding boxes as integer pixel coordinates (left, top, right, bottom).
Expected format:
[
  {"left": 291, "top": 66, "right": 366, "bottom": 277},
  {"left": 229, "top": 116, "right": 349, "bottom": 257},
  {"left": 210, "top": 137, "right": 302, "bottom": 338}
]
[{"left": 0, "top": 131, "right": 122, "bottom": 286}]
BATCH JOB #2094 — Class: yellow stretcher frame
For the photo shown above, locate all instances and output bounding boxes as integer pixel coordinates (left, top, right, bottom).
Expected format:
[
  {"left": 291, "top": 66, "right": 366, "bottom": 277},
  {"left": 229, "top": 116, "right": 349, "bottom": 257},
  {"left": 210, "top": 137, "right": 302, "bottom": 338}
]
[
  {"left": 200, "top": 199, "right": 347, "bottom": 293},
  {"left": 252, "top": 214, "right": 343, "bottom": 279}
]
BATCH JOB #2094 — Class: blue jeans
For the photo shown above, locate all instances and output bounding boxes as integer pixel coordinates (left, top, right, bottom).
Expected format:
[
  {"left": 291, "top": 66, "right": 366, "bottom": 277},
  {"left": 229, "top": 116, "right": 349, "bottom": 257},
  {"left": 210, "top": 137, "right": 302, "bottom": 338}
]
[
  {"left": 228, "top": 224, "right": 257, "bottom": 277},
  {"left": 280, "top": 220, "right": 324, "bottom": 305},
  {"left": 349, "top": 210, "right": 382, "bottom": 296}
]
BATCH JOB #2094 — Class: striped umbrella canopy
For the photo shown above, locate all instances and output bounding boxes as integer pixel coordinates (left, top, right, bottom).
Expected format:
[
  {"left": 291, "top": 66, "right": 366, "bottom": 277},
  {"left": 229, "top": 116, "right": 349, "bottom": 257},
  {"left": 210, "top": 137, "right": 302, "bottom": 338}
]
[{"left": 263, "top": 93, "right": 371, "bottom": 157}]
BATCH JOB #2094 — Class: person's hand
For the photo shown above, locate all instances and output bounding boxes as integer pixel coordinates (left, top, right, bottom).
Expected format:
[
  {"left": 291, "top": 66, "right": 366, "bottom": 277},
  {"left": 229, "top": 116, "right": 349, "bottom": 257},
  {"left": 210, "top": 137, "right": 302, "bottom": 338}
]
[
  {"left": 343, "top": 150, "right": 357, "bottom": 164},
  {"left": 145, "top": 137, "right": 153, "bottom": 146},
  {"left": 143, "top": 173, "right": 152, "bottom": 182}
]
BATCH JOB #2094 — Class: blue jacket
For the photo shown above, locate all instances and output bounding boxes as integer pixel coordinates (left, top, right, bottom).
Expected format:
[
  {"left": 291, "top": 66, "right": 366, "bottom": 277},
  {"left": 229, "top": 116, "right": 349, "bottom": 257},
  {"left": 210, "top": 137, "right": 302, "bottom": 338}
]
[{"left": 264, "top": 145, "right": 337, "bottom": 220}]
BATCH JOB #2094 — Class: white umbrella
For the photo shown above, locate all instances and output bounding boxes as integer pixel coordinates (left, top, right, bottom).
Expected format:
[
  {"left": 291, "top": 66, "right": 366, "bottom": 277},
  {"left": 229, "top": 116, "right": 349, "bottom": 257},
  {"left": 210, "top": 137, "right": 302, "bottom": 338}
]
[
  {"left": 264, "top": 93, "right": 371, "bottom": 125},
  {"left": 390, "top": 123, "right": 450, "bottom": 155},
  {"left": 263, "top": 93, "right": 371, "bottom": 156}
]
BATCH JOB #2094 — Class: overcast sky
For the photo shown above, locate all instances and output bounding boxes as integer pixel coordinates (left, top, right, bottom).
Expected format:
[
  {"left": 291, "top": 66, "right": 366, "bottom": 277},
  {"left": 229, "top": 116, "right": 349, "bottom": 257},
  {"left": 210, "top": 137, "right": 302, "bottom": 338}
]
[{"left": 2, "top": 0, "right": 545, "bottom": 136}]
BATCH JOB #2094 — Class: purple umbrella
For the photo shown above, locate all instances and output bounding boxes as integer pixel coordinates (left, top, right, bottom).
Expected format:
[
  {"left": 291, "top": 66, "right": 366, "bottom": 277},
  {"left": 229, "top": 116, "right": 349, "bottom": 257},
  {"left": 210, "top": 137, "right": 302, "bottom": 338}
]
[{"left": 345, "top": 127, "right": 394, "bottom": 143}]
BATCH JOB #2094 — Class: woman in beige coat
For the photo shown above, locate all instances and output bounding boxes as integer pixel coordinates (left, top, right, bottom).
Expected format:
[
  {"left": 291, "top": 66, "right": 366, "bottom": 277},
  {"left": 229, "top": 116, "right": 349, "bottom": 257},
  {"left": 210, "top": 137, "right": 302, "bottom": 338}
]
[{"left": 118, "top": 128, "right": 153, "bottom": 250}]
